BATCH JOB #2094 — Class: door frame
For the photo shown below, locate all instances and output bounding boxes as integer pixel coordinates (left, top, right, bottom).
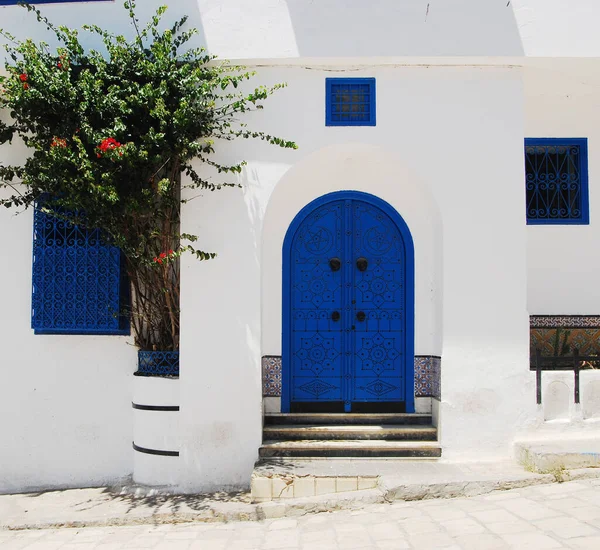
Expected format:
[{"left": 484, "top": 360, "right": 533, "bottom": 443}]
[{"left": 281, "top": 190, "right": 415, "bottom": 413}]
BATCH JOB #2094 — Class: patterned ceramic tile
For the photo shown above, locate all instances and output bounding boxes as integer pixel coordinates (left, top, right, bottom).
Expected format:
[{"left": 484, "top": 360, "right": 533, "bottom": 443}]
[
  {"left": 262, "top": 356, "right": 282, "bottom": 397},
  {"left": 262, "top": 355, "right": 441, "bottom": 400},
  {"left": 530, "top": 315, "right": 600, "bottom": 329},
  {"left": 414, "top": 356, "right": 441, "bottom": 400},
  {"left": 531, "top": 328, "right": 600, "bottom": 357}
]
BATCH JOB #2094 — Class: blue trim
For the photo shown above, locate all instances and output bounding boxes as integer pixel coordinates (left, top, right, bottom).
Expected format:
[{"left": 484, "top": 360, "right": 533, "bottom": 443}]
[
  {"left": 525, "top": 138, "right": 589, "bottom": 225},
  {"left": 0, "top": 1, "right": 109, "bottom": 5},
  {"left": 282, "top": 191, "right": 415, "bottom": 413},
  {"left": 326, "top": 78, "right": 376, "bottom": 127}
]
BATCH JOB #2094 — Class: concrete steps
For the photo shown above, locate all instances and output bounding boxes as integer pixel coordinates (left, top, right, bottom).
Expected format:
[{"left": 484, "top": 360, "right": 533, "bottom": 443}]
[
  {"left": 263, "top": 424, "right": 437, "bottom": 441},
  {"left": 259, "top": 439, "right": 442, "bottom": 458},
  {"left": 264, "top": 413, "right": 433, "bottom": 425},
  {"left": 260, "top": 413, "right": 440, "bottom": 459}
]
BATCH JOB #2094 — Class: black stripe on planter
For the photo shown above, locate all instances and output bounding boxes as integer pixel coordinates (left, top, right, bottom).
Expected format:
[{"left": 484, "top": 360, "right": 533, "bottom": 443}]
[
  {"left": 132, "top": 402, "right": 179, "bottom": 412},
  {"left": 132, "top": 443, "right": 179, "bottom": 457}
]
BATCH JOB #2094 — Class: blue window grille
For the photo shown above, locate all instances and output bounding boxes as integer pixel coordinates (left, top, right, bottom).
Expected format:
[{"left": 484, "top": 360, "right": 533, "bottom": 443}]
[
  {"left": 0, "top": 1, "right": 108, "bottom": 5},
  {"left": 32, "top": 204, "right": 129, "bottom": 335},
  {"left": 525, "top": 138, "right": 589, "bottom": 225},
  {"left": 326, "top": 78, "right": 376, "bottom": 127}
]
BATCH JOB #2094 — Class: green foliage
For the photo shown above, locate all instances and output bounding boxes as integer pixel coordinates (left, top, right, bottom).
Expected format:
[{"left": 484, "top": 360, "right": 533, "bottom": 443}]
[{"left": 0, "top": 1, "right": 296, "bottom": 351}]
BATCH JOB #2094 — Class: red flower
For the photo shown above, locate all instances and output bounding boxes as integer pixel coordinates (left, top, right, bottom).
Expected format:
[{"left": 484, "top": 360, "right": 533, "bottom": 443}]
[
  {"left": 97, "top": 137, "right": 122, "bottom": 156},
  {"left": 96, "top": 137, "right": 123, "bottom": 157},
  {"left": 51, "top": 137, "right": 67, "bottom": 148},
  {"left": 168, "top": 249, "right": 174, "bottom": 255},
  {"left": 23, "top": 83, "right": 29, "bottom": 90},
  {"left": 157, "top": 258, "right": 163, "bottom": 264},
  {"left": 159, "top": 252, "right": 167, "bottom": 259},
  {"left": 57, "top": 62, "right": 62, "bottom": 69},
  {"left": 19, "top": 73, "right": 27, "bottom": 82}
]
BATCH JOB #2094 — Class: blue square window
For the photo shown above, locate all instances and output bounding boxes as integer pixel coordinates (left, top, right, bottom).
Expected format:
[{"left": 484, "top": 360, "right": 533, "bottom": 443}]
[
  {"left": 32, "top": 204, "right": 129, "bottom": 335},
  {"left": 326, "top": 78, "right": 376, "bottom": 127},
  {"left": 525, "top": 138, "right": 589, "bottom": 225}
]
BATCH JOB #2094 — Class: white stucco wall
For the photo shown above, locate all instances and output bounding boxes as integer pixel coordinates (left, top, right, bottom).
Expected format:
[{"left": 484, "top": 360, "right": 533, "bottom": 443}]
[
  {"left": 525, "top": 60, "right": 600, "bottom": 314},
  {"left": 0, "top": 123, "right": 135, "bottom": 494},
  {"left": 3, "top": 1, "right": 600, "bottom": 61},
  {"left": 179, "top": 64, "right": 530, "bottom": 491}
]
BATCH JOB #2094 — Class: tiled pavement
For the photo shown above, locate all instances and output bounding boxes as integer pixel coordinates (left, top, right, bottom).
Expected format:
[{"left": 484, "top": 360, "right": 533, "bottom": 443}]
[{"left": 2, "top": 479, "right": 600, "bottom": 549}]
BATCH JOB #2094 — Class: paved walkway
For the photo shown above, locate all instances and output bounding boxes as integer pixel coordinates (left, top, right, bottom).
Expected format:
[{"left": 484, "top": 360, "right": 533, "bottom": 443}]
[{"left": 2, "top": 478, "right": 600, "bottom": 549}]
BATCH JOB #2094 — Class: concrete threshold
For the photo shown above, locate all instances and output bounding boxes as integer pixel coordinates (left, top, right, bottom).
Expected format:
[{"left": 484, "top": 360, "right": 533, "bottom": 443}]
[{"left": 2, "top": 463, "right": 600, "bottom": 530}]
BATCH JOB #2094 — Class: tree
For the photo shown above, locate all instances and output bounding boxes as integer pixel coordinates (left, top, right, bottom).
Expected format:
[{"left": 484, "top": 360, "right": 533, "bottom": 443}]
[{"left": 0, "top": 1, "right": 296, "bottom": 351}]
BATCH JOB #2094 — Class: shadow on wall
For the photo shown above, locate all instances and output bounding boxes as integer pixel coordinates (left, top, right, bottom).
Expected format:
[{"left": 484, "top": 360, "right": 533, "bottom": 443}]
[{"left": 280, "top": 0, "right": 524, "bottom": 57}]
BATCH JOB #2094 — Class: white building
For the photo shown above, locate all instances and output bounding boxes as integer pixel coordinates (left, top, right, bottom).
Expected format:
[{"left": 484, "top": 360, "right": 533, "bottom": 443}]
[{"left": 1, "top": 0, "right": 600, "bottom": 494}]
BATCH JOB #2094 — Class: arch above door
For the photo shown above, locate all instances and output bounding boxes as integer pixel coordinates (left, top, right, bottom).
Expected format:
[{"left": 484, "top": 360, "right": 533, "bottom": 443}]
[{"left": 282, "top": 191, "right": 415, "bottom": 413}]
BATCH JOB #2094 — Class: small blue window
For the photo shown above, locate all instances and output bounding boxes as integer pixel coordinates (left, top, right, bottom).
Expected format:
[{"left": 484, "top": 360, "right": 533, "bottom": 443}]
[
  {"left": 525, "top": 138, "right": 589, "bottom": 225},
  {"left": 326, "top": 78, "right": 376, "bottom": 127},
  {"left": 32, "top": 205, "right": 129, "bottom": 335}
]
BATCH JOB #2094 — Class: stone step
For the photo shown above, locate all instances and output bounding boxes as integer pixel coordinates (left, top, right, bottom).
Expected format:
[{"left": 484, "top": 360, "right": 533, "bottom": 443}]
[
  {"left": 259, "top": 440, "right": 442, "bottom": 458},
  {"left": 264, "top": 413, "right": 433, "bottom": 426},
  {"left": 263, "top": 424, "right": 437, "bottom": 441},
  {"left": 516, "top": 438, "right": 600, "bottom": 473}
]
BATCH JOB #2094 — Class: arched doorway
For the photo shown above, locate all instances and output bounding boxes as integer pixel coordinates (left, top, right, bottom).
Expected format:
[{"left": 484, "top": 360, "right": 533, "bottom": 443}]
[{"left": 282, "top": 191, "right": 415, "bottom": 413}]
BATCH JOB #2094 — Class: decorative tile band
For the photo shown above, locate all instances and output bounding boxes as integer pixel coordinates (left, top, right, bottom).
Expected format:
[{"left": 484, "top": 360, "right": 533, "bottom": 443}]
[
  {"left": 530, "top": 316, "right": 600, "bottom": 329},
  {"left": 262, "top": 356, "right": 282, "bottom": 397},
  {"left": 262, "top": 355, "right": 441, "bottom": 400},
  {"left": 414, "top": 355, "right": 441, "bottom": 400},
  {"left": 530, "top": 316, "right": 600, "bottom": 359}
]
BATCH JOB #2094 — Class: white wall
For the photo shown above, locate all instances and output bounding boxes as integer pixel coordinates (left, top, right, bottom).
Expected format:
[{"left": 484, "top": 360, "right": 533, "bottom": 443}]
[
  {"left": 4, "top": 1, "right": 600, "bottom": 63},
  {"left": 525, "top": 60, "right": 600, "bottom": 314},
  {"left": 179, "top": 64, "right": 530, "bottom": 492},
  {"left": 0, "top": 120, "right": 136, "bottom": 494}
]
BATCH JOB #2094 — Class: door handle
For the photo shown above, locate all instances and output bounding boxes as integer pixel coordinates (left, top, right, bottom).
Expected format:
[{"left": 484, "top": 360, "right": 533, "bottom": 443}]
[
  {"left": 329, "top": 257, "right": 341, "bottom": 272},
  {"left": 356, "top": 257, "right": 368, "bottom": 272},
  {"left": 331, "top": 311, "right": 341, "bottom": 322},
  {"left": 356, "top": 311, "right": 366, "bottom": 322}
]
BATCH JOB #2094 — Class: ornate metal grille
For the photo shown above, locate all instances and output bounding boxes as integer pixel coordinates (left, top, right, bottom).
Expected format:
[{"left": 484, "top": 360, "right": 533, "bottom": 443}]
[
  {"left": 326, "top": 78, "right": 376, "bottom": 126},
  {"left": 525, "top": 138, "right": 589, "bottom": 224},
  {"left": 32, "top": 206, "right": 128, "bottom": 334},
  {"left": 137, "top": 351, "right": 179, "bottom": 377}
]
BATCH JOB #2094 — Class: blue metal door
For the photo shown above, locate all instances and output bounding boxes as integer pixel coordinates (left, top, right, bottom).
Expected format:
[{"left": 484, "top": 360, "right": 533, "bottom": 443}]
[{"left": 283, "top": 191, "right": 414, "bottom": 413}]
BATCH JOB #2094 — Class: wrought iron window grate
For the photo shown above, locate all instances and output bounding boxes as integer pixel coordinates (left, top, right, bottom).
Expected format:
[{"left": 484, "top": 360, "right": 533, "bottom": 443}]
[
  {"left": 525, "top": 138, "right": 589, "bottom": 225},
  {"left": 32, "top": 205, "right": 129, "bottom": 335},
  {"left": 137, "top": 351, "right": 179, "bottom": 377},
  {"left": 326, "top": 78, "right": 376, "bottom": 126}
]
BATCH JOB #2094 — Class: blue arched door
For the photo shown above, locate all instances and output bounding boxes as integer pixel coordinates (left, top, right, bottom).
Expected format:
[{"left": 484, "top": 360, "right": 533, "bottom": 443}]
[{"left": 282, "top": 191, "right": 415, "bottom": 413}]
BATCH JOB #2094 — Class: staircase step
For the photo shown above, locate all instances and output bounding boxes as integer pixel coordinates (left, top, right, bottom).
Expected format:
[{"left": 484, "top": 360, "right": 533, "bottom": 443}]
[
  {"left": 264, "top": 413, "right": 432, "bottom": 426},
  {"left": 259, "top": 440, "right": 442, "bottom": 458},
  {"left": 264, "top": 424, "right": 437, "bottom": 441}
]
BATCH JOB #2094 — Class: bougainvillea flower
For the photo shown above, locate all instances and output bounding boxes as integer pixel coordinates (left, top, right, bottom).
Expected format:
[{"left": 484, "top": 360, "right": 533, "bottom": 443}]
[
  {"left": 22, "top": 83, "right": 29, "bottom": 90},
  {"left": 159, "top": 252, "right": 167, "bottom": 259},
  {"left": 19, "top": 73, "right": 27, "bottom": 82},
  {"left": 50, "top": 137, "right": 67, "bottom": 148}
]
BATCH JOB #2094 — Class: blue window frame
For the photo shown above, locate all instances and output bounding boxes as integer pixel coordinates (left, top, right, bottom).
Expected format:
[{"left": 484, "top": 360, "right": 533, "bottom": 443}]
[
  {"left": 326, "top": 78, "right": 376, "bottom": 127},
  {"left": 32, "top": 204, "right": 129, "bottom": 335},
  {"left": 0, "top": 1, "right": 108, "bottom": 5},
  {"left": 525, "top": 138, "right": 589, "bottom": 225}
]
